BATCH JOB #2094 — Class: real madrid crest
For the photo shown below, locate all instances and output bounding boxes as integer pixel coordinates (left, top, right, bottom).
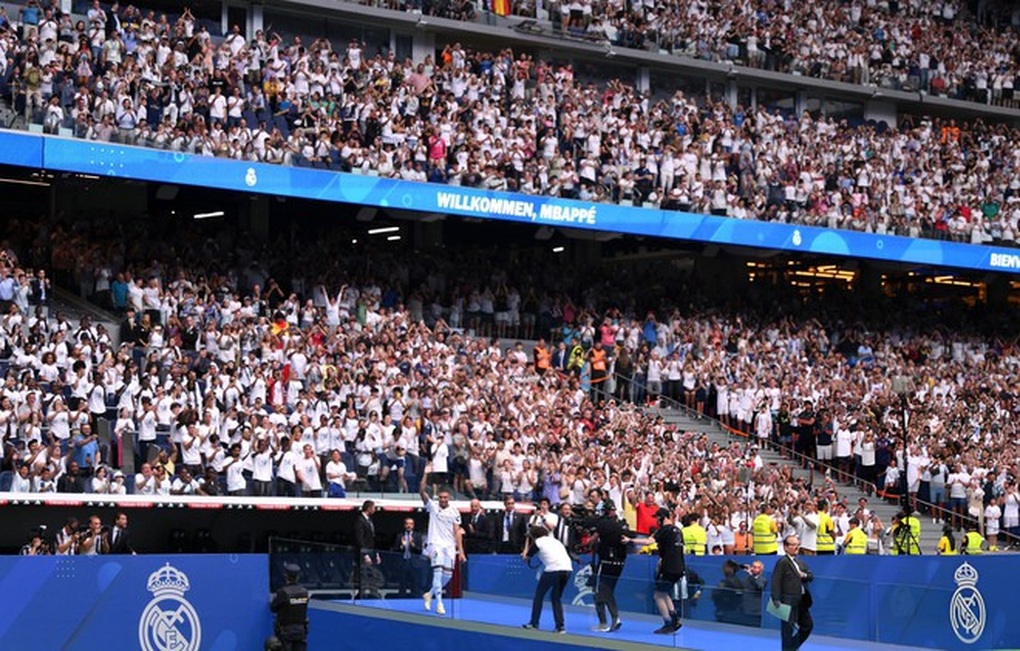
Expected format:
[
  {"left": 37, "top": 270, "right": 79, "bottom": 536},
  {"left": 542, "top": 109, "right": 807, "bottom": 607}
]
[
  {"left": 950, "top": 562, "right": 985, "bottom": 644},
  {"left": 139, "top": 563, "right": 203, "bottom": 651}
]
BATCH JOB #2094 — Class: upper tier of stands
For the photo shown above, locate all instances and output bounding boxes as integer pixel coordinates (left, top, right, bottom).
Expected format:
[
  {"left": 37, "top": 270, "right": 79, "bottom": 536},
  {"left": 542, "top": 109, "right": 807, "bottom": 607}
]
[
  {"left": 403, "top": 0, "right": 1020, "bottom": 108},
  {"left": 1, "top": 2, "right": 1020, "bottom": 248}
]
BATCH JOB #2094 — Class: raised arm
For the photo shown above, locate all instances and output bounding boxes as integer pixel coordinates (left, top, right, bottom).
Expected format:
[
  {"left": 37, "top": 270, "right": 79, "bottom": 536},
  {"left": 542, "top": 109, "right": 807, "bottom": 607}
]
[{"left": 420, "top": 461, "right": 432, "bottom": 505}]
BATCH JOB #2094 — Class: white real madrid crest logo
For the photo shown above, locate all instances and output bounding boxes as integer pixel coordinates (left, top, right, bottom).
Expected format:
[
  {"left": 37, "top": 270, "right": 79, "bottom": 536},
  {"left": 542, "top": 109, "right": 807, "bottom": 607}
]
[
  {"left": 139, "top": 564, "right": 203, "bottom": 651},
  {"left": 949, "top": 562, "right": 985, "bottom": 644}
]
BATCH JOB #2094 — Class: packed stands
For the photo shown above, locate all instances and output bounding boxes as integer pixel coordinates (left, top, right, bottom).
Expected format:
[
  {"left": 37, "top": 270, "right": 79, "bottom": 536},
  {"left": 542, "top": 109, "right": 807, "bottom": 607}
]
[
  {"left": 420, "top": 0, "right": 1020, "bottom": 107},
  {"left": 0, "top": 211, "right": 1017, "bottom": 555},
  {"left": 1, "top": 4, "right": 1020, "bottom": 246}
]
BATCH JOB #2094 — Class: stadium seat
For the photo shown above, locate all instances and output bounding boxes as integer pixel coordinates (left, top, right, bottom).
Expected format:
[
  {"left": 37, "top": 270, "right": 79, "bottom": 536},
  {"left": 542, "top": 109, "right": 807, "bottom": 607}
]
[{"left": 193, "top": 528, "right": 218, "bottom": 553}]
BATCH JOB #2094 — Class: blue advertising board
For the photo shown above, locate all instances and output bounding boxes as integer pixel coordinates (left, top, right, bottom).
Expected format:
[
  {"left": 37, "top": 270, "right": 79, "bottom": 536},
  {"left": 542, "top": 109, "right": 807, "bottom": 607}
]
[
  {"left": 0, "top": 554, "right": 271, "bottom": 650},
  {"left": 3, "top": 130, "right": 1020, "bottom": 275},
  {"left": 0, "top": 131, "right": 45, "bottom": 169},
  {"left": 467, "top": 554, "right": 1018, "bottom": 650}
]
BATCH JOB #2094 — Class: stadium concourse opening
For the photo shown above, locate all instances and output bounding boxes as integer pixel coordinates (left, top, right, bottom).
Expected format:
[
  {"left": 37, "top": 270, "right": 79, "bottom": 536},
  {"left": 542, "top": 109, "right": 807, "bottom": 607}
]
[{"left": 0, "top": 169, "right": 1010, "bottom": 315}]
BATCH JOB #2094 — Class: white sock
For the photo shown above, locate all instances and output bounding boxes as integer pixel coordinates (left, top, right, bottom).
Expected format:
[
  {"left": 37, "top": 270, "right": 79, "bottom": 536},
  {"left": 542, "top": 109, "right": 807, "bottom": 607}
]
[{"left": 431, "top": 567, "right": 444, "bottom": 597}]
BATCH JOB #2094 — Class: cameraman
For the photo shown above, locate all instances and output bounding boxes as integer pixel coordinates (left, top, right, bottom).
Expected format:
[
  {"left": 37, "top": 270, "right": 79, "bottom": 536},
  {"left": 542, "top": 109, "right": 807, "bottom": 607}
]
[
  {"left": 54, "top": 517, "right": 79, "bottom": 555},
  {"left": 79, "top": 515, "right": 109, "bottom": 556},
  {"left": 738, "top": 560, "right": 766, "bottom": 626},
  {"left": 19, "top": 528, "right": 50, "bottom": 555},
  {"left": 890, "top": 510, "right": 921, "bottom": 556}
]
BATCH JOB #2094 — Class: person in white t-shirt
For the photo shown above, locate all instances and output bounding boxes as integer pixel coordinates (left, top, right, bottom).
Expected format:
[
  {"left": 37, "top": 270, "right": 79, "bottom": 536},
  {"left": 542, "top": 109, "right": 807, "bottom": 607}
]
[
  {"left": 251, "top": 438, "right": 275, "bottom": 496},
  {"left": 420, "top": 463, "right": 465, "bottom": 616},
  {"left": 790, "top": 501, "right": 819, "bottom": 555},
  {"left": 276, "top": 438, "right": 300, "bottom": 497},
  {"left": 170, "top": 466, "right": 200, "bottom": 495},
  {"left": 223, "top": 443, "right": 250, "bottom": 495},
  {"left": 522, "top": 526, "right": 573, "bottom": 633},
  {"left": 295, "top": 443, "right": 322, "bottom": 497},
  {"left": 325, "top": 449, "right": 356, "bottom": 498},
  {"left": 134, "top": 462, "right": 157, "bottom": 495}
]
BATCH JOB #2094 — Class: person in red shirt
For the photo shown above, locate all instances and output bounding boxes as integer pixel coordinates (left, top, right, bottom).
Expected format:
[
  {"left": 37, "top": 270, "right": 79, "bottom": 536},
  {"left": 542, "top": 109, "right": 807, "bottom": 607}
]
[{"left": 632, "top": 491, "right": 660, "bottom": 535}]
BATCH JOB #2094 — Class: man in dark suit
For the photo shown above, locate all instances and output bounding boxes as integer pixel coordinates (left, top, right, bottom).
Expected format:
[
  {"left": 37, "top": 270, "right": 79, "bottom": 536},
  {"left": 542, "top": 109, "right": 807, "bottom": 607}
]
[
  {"left": 120, "top": 308, "right": 143, "bottom": 345},
  {"left": 108, "top": 511, "right": 135, "bottom": 554},
  {"left": 553, "top": 503, "right": 576, "bottom": 552},
  {"left": 770, "top": 535, "right": 814, "bottom": 651},
  {"left": 464, "top": 498, "right": 494, "bottom": 554},
  {"left": 29, "top": 269, "right": 49, "bottom": 316},
  {"left": 392, "top": 517, "right": 425, "bottom": 597},
  {"left": 498, "top": 496, "right": 528, "bottom": 554},
  {"left": 353, "top": 500, "right": 380, "bottom": 597}
]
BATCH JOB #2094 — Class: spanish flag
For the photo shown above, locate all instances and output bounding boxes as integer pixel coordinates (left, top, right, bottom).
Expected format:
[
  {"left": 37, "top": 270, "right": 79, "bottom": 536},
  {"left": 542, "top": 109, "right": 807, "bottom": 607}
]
[
  {"left": 492, "top": 0, "right": 510, "bottom": 16},
  {"left": 271, "top": 317, "right": 288, "bottom": 336}
]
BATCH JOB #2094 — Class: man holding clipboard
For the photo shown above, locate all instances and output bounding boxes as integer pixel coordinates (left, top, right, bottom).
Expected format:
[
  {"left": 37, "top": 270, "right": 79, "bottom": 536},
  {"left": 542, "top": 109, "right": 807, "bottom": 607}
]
[{"left": 769, "top": 535, "right": 814, "bottom": 651}]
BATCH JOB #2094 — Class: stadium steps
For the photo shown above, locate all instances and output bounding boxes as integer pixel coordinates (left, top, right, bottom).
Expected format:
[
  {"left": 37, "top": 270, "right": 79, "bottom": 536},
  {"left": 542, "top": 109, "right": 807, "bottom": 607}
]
[
  {"left": 650, "top": 408, "right": 943, "bottom": 555},
  {"left": 50, "top": 288, "right": 121, "bottom": 344}
]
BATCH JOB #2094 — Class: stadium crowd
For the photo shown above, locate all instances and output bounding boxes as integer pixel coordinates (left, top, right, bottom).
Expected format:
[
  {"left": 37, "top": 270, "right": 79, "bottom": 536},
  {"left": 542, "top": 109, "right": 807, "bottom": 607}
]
[
  {"left": 2, "top": 3, "right": 1020, "bottom": 245},
  {"left": 448, "top": 0, "right": 1020, "bottom": 107},
  {"left": 0, "top": 211, "right": 1017, "bottom": 557}
]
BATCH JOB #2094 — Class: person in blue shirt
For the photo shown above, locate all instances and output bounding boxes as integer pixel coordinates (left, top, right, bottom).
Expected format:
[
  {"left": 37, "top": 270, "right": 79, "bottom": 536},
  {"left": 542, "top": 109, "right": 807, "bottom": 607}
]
[{"left": 73, "top": 422, "right": 100, "bottom": 475}]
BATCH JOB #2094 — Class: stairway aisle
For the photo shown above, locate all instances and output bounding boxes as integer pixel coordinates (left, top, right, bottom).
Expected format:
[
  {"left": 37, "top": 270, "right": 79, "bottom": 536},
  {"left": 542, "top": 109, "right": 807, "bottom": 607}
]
[{"left": 649, "top": 407, "right": 943, "bottom": 554}]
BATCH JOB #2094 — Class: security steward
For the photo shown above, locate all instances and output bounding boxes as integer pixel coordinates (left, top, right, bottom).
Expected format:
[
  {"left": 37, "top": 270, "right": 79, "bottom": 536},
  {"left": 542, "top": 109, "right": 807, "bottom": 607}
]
[
  {"left": 752, "top": 503, "right": 779, "bottom": 555},
  {"left": 962, "top": 523, "right": 986, "bottom": 555},
  {"left": 841, "top": 517, "right": 867, "bottom": 555},
  {"left": 590, "top": 500, "right": 627, "bottom": 632},
  {"left": 815, "top": 500, "right": 836, "bottom": 555},
  {"left": 270, "top": 563, "right": 310, "bottom": 651},
  {"left": 681, "top": 513, "right": 707, "bottom": 556},
  {"left": 589, "top": 342, "right": 608, "bottom": 395}
]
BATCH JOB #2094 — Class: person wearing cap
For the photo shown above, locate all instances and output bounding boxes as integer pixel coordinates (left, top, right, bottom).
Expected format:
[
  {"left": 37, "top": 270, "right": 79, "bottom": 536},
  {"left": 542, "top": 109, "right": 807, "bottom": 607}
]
[
  {"left": 589, "top": 500, "right": 627, "bottom": 632},
  {"left": 623, "top": 507, "right": 685, "bottom": 634},
  {"left": 270, "top": 563, "right": 309, "bottom": 651}
]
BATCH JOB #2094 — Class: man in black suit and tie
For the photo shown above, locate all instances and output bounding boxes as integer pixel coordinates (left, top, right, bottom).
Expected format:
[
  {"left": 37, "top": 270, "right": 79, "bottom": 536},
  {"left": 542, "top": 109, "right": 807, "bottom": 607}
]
[
  {"left": 392, "top": 517, "right": 425, "bottom": 597},
  {"left": 108, "top": 512, "right": 135, "bottom": 554},
  {"left": 353, "top": 500, "right": 381, "bottom": 597},
  {"left": 553, "top": 503, "right": 575, "bottom": 552},
  {"left": 770, "top": 535, "right": 814, "bottom": 651},
  {"left": 499, "top": 496, "right": 528, "bottom": 554},
  {"left": 464, "top": 499, "right": 494, "bottom": 554},
  {"left": 29, "top": 269, "right": 49, "bottom": 317}
]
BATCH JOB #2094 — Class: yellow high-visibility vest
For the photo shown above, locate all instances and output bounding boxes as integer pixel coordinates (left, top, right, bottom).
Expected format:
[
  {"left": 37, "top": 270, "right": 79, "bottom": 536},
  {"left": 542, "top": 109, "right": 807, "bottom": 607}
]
[
  {"left": 752, "top": 514, "right": 777, "bottom": 554},
  {"left": 843, "top": 528, "right": 867, "bottom": 554}
]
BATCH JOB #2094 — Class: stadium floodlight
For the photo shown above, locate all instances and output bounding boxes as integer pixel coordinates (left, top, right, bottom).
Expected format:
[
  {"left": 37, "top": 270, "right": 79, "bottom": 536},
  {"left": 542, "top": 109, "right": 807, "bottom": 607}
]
[
  {"left": 193, "top": 211, "right": 225, "bottom": 220},
  {"left": 368, "top": 226, "right": 400, "bottom": 235}
]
